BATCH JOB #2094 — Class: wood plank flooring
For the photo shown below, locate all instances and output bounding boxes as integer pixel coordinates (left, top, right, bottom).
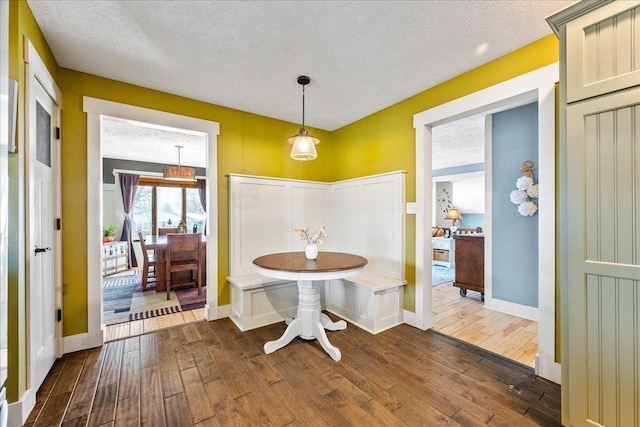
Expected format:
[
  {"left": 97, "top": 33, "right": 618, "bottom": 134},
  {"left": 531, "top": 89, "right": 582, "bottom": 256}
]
[
  {"left": 105, "top": 308, "right": 206, "bottom": 342},
  {"left": 107, "top": 283, "right": 538, "bottom": 367},
  {"left": 431, "top": 283, "right": 538, "bottom": 367},
  {"left": 27, "top": 316, "right": 560, "bottom": 426}
]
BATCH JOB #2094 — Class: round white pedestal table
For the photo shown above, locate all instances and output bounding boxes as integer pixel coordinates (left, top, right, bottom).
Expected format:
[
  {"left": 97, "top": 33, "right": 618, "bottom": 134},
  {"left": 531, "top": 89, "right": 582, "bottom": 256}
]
[{"left": 253, "top": 251, "right": 367, "bottom": 361}]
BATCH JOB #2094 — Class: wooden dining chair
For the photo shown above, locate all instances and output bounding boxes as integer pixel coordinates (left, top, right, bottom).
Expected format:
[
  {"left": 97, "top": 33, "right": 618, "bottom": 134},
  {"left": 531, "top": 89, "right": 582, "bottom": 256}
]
[
  {"left": 165, "top": 233, "right": 202, "bottom": 300},
  {"left": 137, "top": 231, "right": 157, "bottom": 291},
  {"left": 158, "top": 227, "right": 178, "bottom": 235}
]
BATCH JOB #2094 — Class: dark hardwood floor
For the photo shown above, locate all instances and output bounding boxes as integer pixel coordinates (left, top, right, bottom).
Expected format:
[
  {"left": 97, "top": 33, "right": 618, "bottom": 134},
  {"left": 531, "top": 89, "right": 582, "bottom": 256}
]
[{"left": 26, "top": 317, "right": 561, "bottom": 426}]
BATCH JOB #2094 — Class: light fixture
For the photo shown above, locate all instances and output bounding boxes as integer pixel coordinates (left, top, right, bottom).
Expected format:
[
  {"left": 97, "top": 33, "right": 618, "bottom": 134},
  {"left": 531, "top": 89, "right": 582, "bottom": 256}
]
[
  {"left": 163, "top": 145, "right": 196, "bottom": 181},
  {"left": 287, "top": 75, "right": 319, "bottom": 161},
  {"left": 444, "top": 208, "right": 462, "bottom": 235}
]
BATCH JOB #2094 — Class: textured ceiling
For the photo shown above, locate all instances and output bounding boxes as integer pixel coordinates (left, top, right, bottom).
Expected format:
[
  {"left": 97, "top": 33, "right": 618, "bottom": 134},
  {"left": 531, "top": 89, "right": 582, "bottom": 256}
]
[
  {"left": 101, "top": 117, "right": 207, "bottom": 168},
  {"left": 28, "top": 0, "right": 573, "bottom": 132}
]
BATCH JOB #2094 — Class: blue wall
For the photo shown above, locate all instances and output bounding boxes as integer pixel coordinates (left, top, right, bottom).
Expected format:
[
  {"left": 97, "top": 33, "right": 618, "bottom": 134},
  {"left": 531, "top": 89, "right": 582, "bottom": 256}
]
[
  {"left": 491, "top": 102, "right": 538, "bottom": 308},
  {"left": 460, "top": 213, "right": 484, "bottom": 229},
  {"left": 433, "top": 162, "right": 484, "bottom": 177}
]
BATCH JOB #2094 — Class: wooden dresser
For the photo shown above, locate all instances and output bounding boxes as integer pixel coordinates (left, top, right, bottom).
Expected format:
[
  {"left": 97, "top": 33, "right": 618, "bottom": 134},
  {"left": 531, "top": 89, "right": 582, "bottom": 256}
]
[{"left": 453, "top": 235, "right": 484, "bottom": 301}]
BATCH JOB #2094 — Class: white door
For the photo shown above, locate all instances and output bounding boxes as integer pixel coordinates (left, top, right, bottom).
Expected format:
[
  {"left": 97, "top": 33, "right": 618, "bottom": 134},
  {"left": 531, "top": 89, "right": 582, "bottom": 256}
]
[
  {"left": 28, "top": 77, "right": 57, "bottom": 392},
  {"left": 566, "top": 87, "right": 640, "bottom": 427}
]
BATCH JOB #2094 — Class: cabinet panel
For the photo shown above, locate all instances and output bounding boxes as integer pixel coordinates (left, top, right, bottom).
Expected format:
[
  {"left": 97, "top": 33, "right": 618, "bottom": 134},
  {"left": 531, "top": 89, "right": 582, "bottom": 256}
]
[
  {"left": 566, "top": 87, "right": 640, "bottom": 427},
  {"left": 431, "top": 237, "right": 454, "bottom": 267},
  {"left": 102, "top": 241, "right": 129, "bottom": 276},
  {"left": 566, "top": 1, "right": 640, "bottom": 102},
  {"left": 453, "top": 236, "right": 484, "bottom": 295}
]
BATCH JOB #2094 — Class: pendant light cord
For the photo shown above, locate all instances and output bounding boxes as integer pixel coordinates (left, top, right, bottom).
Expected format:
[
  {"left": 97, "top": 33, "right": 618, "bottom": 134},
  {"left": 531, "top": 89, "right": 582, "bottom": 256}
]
[{"left": 301, "top": 83, "right": 306, "bottom": 129}]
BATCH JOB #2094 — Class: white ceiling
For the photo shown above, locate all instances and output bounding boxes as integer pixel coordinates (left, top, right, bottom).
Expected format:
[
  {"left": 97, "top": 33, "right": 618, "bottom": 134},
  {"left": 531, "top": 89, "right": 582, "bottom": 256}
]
[
  {"left": 28, "top": 0, "right": 573, "bottom": 132},
  {"left": 101, "top": 116, "right": 207, "bottom": 167}
]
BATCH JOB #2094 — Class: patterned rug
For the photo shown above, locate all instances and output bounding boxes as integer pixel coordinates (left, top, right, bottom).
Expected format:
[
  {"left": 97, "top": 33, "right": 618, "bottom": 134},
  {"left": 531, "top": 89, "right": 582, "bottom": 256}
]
[
  {"left": 432, "top": 265, "right": 455, "bottom": 286},
  {"left": 103, "top": 273, "right": 206, "bottom": 325}
]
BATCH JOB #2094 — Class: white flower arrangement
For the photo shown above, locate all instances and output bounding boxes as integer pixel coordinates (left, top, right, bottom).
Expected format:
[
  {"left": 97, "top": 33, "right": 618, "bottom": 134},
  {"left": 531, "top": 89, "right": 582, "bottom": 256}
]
[
  {"left": 518, "top": 201, "right": 538, "bottom": 216},
  {"left": 509, "top": 189, "right": 528, "bottom": 205},
  {"left": 516, "top": 176, "right": 534, "bottom": 191},
  {"left": 510, "top": 161, "right": 538, "bottom": 217},
  {"left": 294, "top": 225, "right": 327, "bottom": 245}
]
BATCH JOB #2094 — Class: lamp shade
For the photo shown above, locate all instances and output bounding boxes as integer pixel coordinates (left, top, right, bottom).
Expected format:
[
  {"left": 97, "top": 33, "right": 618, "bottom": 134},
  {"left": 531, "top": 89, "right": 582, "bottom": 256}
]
[
  {"left": 163, "top": 165, "right": 195, "bottom": 181},
  {"left": 163, "top": 145, "right": 196, "bottom": 181},
  {"left": 444, "top": 208, "right": 462, "bottom": 221},
  {"left": 287, "top": 128, "right": 319, "bottom": 161}
]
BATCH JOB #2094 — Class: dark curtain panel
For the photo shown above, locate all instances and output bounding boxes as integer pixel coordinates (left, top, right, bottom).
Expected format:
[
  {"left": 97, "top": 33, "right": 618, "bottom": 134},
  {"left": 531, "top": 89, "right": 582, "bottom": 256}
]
[
  {"left": 197, "top": 179, "right": 206, "bottom": 234},
  {"left": 119, "top": 173, "right": 139, "bottom": 268},
  {"left": 197, "top": 179, "right": 206, "bottom": 212}
]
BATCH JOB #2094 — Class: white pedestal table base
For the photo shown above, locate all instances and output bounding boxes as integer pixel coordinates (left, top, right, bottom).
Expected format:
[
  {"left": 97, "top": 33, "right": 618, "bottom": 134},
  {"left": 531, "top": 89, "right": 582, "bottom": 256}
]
[{"left": 264, "top": 280, "right": 346, "bottom": 361}]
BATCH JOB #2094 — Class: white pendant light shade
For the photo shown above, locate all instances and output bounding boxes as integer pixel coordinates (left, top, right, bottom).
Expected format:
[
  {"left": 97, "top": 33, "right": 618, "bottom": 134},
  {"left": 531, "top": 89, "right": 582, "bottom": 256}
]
[
  {"left": 163, "top": 145, "right": 196, "bottom": 181},
  {"left": 288, "top": 128, "right": 319, "bottom": 161},
  {"left": 288, "top": 75, "right": 319, "bottom": 161}
]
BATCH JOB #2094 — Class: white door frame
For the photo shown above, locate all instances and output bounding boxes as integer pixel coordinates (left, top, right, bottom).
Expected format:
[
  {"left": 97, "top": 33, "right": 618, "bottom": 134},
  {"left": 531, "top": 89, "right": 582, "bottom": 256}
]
[
  {"left": 409, "top": 63, "right": 561, "bottom": 384},
  {"left": 24, "top": 37, "right": 63, "bottom": 396},
  {"left": 82, "top": 98, "right": 219, "bottom": 349}
]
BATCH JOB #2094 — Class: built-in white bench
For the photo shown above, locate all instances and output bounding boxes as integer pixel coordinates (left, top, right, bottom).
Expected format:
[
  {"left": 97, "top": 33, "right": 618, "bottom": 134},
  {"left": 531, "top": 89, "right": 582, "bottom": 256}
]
[
  {"left": 228, "top": 271, "right": 406, "bottom": 334},
  {"left": 227, "top": 172, "right": 406, "bottom": 334},
  {"left": 228, "top": 273, "right": 297, "bottom": 332},
  {"left": 326, "top": 272, "right": 406, "bottom": 334}
]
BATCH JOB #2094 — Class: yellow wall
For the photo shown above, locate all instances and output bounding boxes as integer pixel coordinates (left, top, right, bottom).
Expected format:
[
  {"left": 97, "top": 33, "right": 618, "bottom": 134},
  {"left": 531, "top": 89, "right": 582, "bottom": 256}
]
[
  {"left": 332, "top": 35, "right": 560, "bottom": 311},
  {"left": 58, "top": 69, "right": 333, "bottom": 336},
  {"left": 7, "top": 0, "right": 59, "bottom": 403}
]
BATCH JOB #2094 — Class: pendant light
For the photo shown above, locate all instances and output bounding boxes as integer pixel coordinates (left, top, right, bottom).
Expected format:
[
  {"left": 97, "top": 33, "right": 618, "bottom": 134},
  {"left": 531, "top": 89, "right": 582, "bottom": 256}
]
[
  {"left": 287, "top": 75, "right": 319, "bottom": 161},
  {"left": 163, "top": 145, "right": 196, "bottom": 181}
]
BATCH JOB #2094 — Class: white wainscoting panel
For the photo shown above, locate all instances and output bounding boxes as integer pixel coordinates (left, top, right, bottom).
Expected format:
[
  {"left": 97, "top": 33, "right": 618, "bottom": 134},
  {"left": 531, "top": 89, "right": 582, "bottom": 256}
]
[
  {"left": 290, "top": 182, "right": 331, "bottom": 249},
  {"left": 332, "top": 172, "right": 405, "bottom": 279}
]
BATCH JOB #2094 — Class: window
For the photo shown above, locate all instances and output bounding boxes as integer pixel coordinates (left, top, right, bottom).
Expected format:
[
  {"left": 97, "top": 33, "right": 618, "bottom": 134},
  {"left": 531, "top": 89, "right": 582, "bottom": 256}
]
[{"left": 131, "top": 178, "right": 206, "bottom": 237}]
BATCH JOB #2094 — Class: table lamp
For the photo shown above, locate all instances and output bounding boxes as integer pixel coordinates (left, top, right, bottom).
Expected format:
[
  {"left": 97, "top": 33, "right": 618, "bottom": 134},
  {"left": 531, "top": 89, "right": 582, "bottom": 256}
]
[{"left": 444, "top": 208, "right": 462, "bottom": 236}]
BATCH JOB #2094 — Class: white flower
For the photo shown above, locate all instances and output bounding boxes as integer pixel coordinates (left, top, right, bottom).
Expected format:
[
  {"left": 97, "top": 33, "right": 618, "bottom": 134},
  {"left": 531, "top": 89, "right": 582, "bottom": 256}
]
[
  {"left": 516, "top": 176, "right": 533, "bottom": 191},
  {"left": 518, "top": 201, "right": 538, "bottom": 216},
  {"left": 510, "top": 190, "right": 528, "bottom": 205},
  {"left": 294, "top": 225, "right": 327, "bottom": 245},
  {"left": 526, "top": 184, "right": 539, "bottom": 199}
]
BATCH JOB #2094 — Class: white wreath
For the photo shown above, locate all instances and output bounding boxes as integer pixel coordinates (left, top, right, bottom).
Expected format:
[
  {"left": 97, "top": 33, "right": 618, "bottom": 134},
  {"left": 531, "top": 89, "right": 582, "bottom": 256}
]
[{"left": 510, "top": 161, "right": 538, "bottom": 216}]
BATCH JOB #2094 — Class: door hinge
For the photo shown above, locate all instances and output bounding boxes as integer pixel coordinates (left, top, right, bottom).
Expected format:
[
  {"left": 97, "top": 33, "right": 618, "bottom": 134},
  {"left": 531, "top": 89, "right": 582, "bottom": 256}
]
[
  {"left": 56, "top": 218, "right": 61, "bottom": 230},
  {"left": 57, "top": 308, "right": 62, "bottom": 322},
  {"left": 55, "top": 127, "right": 61, "bottom": 140}
]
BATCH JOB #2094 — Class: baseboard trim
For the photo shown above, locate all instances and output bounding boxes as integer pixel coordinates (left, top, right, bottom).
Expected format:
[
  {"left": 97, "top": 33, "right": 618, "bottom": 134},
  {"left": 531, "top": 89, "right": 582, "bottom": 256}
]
[
  {"left": 63, "top": 331, "right": 104, "bottom": 354},
  {"left": 403, "top": 309, "right": 420, "bottom": 329},
  {"left": 484, "top": 297, "right": 538, "bottom": 321},
  {"left": 206, "top": 303, "right": 230, "bottom": 321},
  {"left": 7, "top": 388, "right": 34, "bottom": 427}
]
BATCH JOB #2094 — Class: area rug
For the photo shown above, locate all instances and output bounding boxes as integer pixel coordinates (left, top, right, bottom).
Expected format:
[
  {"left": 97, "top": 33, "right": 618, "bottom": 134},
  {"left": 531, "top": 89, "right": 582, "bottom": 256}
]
[
  {"left": 102, "top": 273, "right": 206, "bottom": 325},
  {"left": 432, "top": 265, "right": 455, "bottom": 286}
]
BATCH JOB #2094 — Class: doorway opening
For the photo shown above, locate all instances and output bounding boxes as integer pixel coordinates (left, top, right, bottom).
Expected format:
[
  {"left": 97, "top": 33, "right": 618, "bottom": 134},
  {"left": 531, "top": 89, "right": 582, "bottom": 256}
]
[
  {"left": 412, "top": 64, "right": 560, "bottom": 383},
  {"left": 100, "top": 116, "right": 208, "bottom": 340},
  {"left": 430, "top": 108, "right": 538, "bottom": 368},
  {"left": 84, "top": 98, "right": 220, "bottom": 349}
]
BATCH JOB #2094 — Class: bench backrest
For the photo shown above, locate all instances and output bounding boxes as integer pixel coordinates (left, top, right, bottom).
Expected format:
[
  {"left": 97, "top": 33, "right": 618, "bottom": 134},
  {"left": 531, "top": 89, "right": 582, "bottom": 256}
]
[{"left": 228, "top": 172, "right": 405, "bottom": 280}]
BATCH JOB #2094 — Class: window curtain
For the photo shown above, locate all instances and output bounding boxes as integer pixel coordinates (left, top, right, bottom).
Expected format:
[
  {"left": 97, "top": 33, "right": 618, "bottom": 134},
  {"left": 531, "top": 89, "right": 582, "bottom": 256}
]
[
  {"left": 119, "top": 173, "right": 139, "bottom": 268},
  {"left": 197, "top": 178, "right": 206, "bottom": 233}
]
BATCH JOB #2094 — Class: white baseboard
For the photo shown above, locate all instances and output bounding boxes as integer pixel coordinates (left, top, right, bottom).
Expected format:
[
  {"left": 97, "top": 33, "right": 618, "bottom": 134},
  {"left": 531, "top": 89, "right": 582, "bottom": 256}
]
[
  {"left": 403, "top": 309, "right": 421, "bottom": 330},
  {"left": 537, "top": 355, "right": 562, "bottom": 384},
  {"left": 63, "top": 331, "right": 104, "bottom": 354},
  {"left": 7, "top": 388, "right": 34, "bottom": 427},
  {"left": 206, "top": 303, "right": 230, "bottom": 320},
  {"left": 484, "top": 297, "right": 538, "bottom": 321}
]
